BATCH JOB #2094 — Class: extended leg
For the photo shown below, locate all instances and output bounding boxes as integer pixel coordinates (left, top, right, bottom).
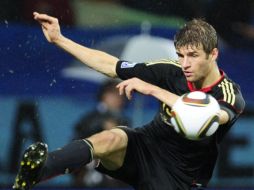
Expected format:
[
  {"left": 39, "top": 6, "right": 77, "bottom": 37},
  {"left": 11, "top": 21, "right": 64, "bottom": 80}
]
[
  {"left": 13, "top": 128, "right": 128, "bottom": 190},
  {"left": 87, "top": 128, "right": 128, "bottom": 170},
  {"left": 13, "top": 142, "right": 48, "bottom": 190},
  {"left": 13, "top": 139, "right": 92, "bottom": 190}
]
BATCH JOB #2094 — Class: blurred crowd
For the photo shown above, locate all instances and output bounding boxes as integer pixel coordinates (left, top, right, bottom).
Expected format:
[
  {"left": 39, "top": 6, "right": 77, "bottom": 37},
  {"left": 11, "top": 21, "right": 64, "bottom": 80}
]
[
  {"left": 1, "top": 0, "right": 254, "bottom": 51},
  {"left": 72, "top": 79, "right": 130, "bottom": 188}
]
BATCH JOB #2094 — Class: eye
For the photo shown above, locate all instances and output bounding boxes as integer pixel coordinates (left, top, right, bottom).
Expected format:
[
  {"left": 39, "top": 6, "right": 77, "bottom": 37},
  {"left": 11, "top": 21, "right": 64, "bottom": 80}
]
[
  {"left": 190, "top": 53, "right": 198, "bottom": 58},
  {"left": 176, "top": 53, "right": 183, "bottom": 58}
]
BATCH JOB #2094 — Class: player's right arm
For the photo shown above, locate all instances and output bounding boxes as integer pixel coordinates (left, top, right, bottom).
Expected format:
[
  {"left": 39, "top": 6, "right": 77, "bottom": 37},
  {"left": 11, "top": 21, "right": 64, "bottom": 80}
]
[{"left": 33, "top": 12, "right": 119, "bottom": 78}]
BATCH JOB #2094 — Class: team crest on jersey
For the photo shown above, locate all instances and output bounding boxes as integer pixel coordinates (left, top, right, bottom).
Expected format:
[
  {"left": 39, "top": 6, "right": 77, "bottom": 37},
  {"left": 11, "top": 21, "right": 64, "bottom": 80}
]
[{"left": 120, "top": 61, "right": 138, "bottom": 68}]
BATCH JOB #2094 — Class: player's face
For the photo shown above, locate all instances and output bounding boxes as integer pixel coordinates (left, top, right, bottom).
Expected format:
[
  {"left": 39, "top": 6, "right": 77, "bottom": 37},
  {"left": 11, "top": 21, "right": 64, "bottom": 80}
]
[{"left": 176, "top": 45, "right": 217, "bottom": 83}]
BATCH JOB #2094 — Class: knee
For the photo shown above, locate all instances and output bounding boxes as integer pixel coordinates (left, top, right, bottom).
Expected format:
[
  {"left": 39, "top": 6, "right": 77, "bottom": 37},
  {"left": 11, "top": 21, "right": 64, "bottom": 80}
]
[
  {"left": 87, "top": 129, "right": 128, "bottom": 158},
  {"left": 101, "top": 130, "right": 122, "bottom": 148}
]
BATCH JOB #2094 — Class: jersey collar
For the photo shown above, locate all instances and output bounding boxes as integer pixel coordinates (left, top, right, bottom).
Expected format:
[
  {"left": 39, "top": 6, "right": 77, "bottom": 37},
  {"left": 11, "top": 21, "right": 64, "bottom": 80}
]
[{"left": 187, "top": 69, "right": 225, "bottom": 92}]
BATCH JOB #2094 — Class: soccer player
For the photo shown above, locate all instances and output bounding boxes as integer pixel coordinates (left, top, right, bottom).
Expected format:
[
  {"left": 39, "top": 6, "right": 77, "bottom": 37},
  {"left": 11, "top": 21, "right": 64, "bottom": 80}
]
[{"left": 13, "top": 12, "right": 245, "bottom": 190}]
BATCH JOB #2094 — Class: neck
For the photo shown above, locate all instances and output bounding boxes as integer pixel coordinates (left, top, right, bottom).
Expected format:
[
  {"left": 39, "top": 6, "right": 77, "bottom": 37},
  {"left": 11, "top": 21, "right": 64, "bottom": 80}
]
[{"left": 194, "top": 65, "right": 221, "bottom": 89}]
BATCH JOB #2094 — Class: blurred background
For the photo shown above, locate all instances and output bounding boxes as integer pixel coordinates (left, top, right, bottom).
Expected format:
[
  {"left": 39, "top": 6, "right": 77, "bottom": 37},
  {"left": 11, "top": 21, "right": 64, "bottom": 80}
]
[{"left": 0, "top": 0, "right": 254, "bottom": 189}]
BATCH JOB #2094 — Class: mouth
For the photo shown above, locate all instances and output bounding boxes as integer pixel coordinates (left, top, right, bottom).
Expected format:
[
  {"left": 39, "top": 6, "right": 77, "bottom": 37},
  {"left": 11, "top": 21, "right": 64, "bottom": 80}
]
[{"left": 184, "top": 71, "right": 193, "bottom": 77}]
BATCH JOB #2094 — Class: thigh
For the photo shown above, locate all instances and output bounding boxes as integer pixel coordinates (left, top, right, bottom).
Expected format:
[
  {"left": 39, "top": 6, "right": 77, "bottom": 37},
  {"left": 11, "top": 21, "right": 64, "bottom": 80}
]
[
  {"left": 96, "top": 127, "right": 192, "bottom": 189},
  {"left": 96, "top": 127, "right": 139, "bottom": 186}
]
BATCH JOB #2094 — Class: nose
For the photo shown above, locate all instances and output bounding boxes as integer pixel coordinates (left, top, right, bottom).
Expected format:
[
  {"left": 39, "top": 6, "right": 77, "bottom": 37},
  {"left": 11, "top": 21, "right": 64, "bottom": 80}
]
[{"left": 182, "top": 57, "right": 190, "bottom": 69}]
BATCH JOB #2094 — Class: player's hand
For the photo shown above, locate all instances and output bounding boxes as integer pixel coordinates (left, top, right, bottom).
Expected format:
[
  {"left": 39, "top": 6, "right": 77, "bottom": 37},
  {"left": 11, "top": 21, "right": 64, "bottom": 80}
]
[
  {"left": 116, "top": 78, "right": 153, "bottom": 100},
  {"left": 33, "top": 12, "right": 62, "bottom": 43}
]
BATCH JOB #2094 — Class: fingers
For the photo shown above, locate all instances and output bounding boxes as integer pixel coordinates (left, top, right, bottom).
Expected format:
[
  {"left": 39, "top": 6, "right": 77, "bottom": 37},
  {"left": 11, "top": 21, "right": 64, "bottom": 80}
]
[
  {"left": 33, "top": 12, "right": 58, "bottom": 24},
  {"left": 116, "top": 81, "right": 127, "bottom": 96},
  {"left": 125, "top": 85, "right": 133, "bottom": 100},
  {"left": 116, "top": 83, "right": 123, "bottom": 96},
  {"left": 41, "top": 22, "right": 50, "bottom": 30},
  {"left": 116, "top": 80, "right": 133, "bottom": 100}
]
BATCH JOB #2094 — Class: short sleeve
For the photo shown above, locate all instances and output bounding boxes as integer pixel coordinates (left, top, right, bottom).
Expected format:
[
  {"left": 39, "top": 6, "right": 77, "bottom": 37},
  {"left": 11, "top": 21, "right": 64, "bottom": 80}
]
[
  {"left": 217, "top": 80, "right": 245, "bottom": 122},
  {"left": 116, "top": 59, "right": 182, "bottom": 86}
]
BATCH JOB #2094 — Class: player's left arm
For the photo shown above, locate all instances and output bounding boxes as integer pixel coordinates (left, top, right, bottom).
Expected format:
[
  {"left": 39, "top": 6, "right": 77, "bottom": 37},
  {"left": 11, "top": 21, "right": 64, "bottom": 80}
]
[
  {"left": 217, "top": 110, "right": 229, "bottom": 125},
  {"left": 216, "top": 83, "right": 245, "bottom": 126},
  {"left": 116, "top": 77, "right": 179, "bottom": 107}
]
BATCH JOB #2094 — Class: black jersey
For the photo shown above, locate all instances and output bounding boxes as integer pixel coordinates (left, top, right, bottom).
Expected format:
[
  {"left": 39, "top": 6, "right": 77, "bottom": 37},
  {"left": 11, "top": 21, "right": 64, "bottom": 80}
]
[{"left": 115, "top": 59, "right": 245, "bottom": 186}]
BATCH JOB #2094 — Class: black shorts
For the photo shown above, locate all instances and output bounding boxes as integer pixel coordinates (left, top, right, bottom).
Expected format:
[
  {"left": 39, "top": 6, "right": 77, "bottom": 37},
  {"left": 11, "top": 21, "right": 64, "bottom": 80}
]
[{"left": 96, "top": 127, "right": 203, "bottom": 190}]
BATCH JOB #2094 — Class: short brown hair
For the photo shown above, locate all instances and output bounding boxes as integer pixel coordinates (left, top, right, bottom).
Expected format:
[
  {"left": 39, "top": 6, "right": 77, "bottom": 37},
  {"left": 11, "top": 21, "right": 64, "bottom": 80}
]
[{"left": 174, "top": 19, "right": 218, "bottom": 54}]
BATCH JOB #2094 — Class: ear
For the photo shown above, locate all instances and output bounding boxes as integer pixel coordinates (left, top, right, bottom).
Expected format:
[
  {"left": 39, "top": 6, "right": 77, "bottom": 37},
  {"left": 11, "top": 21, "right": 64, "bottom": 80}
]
[{"left": 210, "top": 48, "right": 219, "bottom": 61}]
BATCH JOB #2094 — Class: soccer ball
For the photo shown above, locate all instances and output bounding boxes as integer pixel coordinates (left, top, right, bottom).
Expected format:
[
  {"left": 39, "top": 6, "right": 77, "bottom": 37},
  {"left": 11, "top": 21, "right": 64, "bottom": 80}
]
[{"left": 170, "top": 91, "right": 220, "bottom": 140}]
